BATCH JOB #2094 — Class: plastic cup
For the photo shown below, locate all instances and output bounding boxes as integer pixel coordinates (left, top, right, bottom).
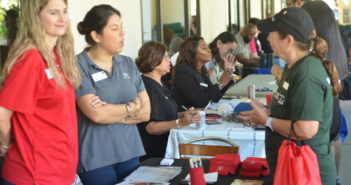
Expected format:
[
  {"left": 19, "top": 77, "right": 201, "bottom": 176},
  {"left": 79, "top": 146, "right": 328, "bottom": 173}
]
[
  {"left": 266, "top": 94, "right": 273, "bottom": 105},
  {"left": 197, "top": 111, "right": 206, "bottom": 129}
]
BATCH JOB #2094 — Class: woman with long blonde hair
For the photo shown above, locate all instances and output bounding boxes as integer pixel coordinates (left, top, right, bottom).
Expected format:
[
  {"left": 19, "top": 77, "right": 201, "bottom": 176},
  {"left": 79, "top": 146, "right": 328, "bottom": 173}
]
[{"left": 0, "top": 0, "right": 80, "bottom": 184}]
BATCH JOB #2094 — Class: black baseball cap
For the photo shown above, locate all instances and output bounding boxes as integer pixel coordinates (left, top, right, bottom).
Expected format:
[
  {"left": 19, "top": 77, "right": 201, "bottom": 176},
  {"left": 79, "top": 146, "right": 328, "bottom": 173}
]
[{"left": 257, "top": 7, "right": 314, "bottom": 43}]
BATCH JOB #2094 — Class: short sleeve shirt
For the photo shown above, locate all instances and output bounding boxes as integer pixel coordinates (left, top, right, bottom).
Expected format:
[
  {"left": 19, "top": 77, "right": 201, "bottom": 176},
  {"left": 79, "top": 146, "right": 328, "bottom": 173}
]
[
  {"left": 137, "top": 75, "right": 177, "bottom": 158},
  {"left": 75, "top": 49, "right": 145, "bottom": 173},
  {"left": 207, "top": 61, "right": 224, "bottom": 84},
  {"left": 0, "top": 49, "right": 78, "bottom": 185},
  {"left": 269, "top": 55, "right": 336, "bottom": 185}
]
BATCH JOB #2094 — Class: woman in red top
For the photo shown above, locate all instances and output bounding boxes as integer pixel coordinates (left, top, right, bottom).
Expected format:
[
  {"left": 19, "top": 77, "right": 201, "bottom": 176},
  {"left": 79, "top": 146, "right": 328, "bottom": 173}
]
[{"left": 0, "top": 0, "right": 80, "bottom": 184}]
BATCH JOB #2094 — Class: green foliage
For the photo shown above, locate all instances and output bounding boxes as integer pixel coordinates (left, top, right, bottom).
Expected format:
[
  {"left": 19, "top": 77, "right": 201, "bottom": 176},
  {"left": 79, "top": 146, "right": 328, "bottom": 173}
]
[
  {"left": 0, "top": 7, "right": 7, "bottom": 38},
  {"left": 0, "top": 3, "right": 19, "bottom": 39}
]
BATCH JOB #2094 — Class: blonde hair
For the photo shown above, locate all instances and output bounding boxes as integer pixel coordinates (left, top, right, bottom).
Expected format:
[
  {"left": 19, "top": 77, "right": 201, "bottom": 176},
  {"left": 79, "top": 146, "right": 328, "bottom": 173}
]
[
  {"left": 241, "top": 23, "right": 257, "bottom": 35},
  {"left": 1, "top": 0, "right": 80, "bottom": 88},
  {"left": 313, "top": 37, "right": 343, "bottom": 96}
]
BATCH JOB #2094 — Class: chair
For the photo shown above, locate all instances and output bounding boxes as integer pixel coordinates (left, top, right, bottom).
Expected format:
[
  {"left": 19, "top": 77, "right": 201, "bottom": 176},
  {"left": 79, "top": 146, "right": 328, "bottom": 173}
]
[{"left": 179, "top": 136, "right": 239, "bottom": 159}]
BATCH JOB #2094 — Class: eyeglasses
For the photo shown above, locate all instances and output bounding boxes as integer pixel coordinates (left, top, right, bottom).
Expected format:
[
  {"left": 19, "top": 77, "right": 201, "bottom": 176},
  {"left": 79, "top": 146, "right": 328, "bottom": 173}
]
[
  {"left": 228, "top": 48, "right": 235, "bottom": 54},
  {"left": 163, "top": 55, "right": 170, "bottom": 60}
]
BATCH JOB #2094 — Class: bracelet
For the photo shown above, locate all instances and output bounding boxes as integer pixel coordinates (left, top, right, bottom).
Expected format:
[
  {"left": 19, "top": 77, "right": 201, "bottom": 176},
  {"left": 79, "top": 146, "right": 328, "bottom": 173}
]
[
  {"left": 265, "top": 117, "right": 273, "bottom": 131},
  {"left": 125, "top": 102, "right": 132, "bottom": 114},
  {"left": 175, "top": 119, "right": 181, "bottom": 129},
  {"left": 218, "top": 82, "right": 224, "bottom": 90},
  {"left": 1, "top": 143, "right": 12, "bottom": 150}
]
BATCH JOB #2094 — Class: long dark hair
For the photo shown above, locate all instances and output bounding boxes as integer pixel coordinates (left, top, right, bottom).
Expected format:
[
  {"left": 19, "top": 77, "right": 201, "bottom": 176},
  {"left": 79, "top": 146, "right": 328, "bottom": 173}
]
[
  {"left": 302, "top": 1, "right": 349, "bottom": 80},
  {"left": 173, "top": 36, "right": 205, "bottom": 75},
  {"left": 209, "top": 31, "right": 236, "bottom": 68}
]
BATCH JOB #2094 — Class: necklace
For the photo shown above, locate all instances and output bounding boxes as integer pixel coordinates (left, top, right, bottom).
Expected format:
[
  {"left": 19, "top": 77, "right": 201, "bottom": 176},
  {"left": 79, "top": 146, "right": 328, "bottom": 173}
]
[{"left": 87, "top": 49, "right": 113, "bottom": 71}]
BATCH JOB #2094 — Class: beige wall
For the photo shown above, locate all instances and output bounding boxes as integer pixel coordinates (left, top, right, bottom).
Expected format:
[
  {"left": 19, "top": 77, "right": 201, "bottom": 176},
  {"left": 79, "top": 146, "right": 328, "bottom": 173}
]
[
  {"left": 250, "top": 1, "right": 262, "bottom": 19},
  {"left": 68, "top": 0, "right": 142, "bottom": 59},
  {"left": 200, "top": 0, "right": 228, "bottom": 43},
  {"left": 161, "top": 0, "right": 185, "bottom": 25},
  {"left": 151, "top": 0, "right": 157, "bottom": 28}
]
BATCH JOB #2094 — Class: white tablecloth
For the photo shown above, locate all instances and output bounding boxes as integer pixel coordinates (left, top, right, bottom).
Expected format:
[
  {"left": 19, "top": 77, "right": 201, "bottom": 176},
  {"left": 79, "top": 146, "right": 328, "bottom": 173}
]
[
  {"left": 225, "top": 74, "right": 277, "bottom": 98},
  {"left": 165, "top": 120, "right": 265, "bottom": 160}
]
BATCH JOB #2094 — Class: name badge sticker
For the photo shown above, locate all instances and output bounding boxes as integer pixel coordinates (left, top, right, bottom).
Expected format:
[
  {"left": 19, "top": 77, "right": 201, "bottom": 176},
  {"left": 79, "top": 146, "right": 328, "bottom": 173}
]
[
  {"left": 283, "top": 81, "right": 289, "bottom": 90},
  {"left": 200, "top": 83, "right": 208, "bottom": 87},
  {"left": 45, "top": 69, "right": 54, "bottom": 79},
  {"left": 326, "top": 77, "right": 331, "bottom": 85},
  {"left": 91, "top": 71, "right": 108, "bottom": 82}
]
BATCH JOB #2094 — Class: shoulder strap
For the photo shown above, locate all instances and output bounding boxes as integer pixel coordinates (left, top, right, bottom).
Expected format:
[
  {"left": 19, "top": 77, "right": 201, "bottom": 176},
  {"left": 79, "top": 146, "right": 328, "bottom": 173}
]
[{"left": 289, "top": 121, "right": 305, "bottom": 145}]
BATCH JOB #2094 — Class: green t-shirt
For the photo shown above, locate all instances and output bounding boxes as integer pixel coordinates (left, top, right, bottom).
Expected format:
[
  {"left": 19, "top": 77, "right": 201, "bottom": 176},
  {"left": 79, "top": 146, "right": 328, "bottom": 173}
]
[{"left": 268, "top": 55, "right": 336, "bottom": 185}]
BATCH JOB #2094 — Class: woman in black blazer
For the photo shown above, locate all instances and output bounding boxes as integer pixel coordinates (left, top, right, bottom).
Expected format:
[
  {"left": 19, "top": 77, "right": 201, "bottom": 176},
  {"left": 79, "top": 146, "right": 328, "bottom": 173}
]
[{"left": 171, "top": 36, "right": 234, "bottom": 111}]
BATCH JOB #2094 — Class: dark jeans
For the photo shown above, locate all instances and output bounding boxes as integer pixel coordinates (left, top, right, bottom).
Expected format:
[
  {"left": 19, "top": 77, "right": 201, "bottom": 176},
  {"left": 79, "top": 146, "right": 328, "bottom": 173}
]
[{"left": 78, "top": 157, "right": 139, "bottom": 185}]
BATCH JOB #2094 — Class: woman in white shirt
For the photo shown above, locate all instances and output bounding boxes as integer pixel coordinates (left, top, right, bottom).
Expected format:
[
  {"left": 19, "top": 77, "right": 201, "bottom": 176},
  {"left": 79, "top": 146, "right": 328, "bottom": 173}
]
[{"left": 207, "top": 31, "right": 237, "bottom": 84}]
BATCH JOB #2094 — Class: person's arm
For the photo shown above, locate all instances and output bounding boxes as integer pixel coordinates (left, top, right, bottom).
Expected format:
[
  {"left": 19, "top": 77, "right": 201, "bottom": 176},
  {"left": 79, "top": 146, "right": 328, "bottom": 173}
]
[
  {"left": 239, "top": 99, "right": 319, "bottom": 140},
  {"left": 268, "top": 119, "right": 319, "bottom": 140},
  {"left": 120, "top": 90, "right": 151, "bottom": 124},
  {"left": 76, "top": 90, "right": 150, "bottom": 124},
  {"left": 235, "top": 53, "right": 259, "bottom": 66},
  {"left": 0, "top": 107, "right": 13, "bottom": 157},
  {"left": 145, "top": 108, "right": 199, "bottom": 135}
]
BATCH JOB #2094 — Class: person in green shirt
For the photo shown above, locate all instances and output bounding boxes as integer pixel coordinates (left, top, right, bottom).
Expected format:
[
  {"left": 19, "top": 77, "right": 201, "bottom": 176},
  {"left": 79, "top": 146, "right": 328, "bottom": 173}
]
[{"left": 239, "top": 7, "right": 340, "bottom": 185}]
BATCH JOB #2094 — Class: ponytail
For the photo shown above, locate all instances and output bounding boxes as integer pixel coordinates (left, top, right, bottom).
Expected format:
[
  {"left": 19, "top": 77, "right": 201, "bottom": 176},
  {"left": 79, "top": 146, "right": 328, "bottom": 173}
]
[{"left": 312, "top": 37, "right": 342, "bottom": 96}]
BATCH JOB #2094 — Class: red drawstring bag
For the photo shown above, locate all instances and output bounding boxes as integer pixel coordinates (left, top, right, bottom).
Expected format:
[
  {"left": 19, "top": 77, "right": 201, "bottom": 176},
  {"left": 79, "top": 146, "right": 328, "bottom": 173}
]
[{"left": 273, "top": 123, "right": 322, "bottom": 185}]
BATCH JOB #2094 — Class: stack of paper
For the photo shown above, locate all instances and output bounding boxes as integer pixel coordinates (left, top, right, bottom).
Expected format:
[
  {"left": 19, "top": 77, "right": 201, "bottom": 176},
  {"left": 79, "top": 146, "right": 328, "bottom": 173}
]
[{"left": 117, "top": 166, "right": 182, "bottom": 185}]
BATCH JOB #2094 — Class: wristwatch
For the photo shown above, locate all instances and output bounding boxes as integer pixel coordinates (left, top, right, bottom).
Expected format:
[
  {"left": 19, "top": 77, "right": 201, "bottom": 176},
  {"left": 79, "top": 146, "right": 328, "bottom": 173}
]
[
  {"left": 265, "top": 117, "right": 273, "bottom": 131},
  {"left": 125, "top": 102, "right": 132, "bottom": 114}
]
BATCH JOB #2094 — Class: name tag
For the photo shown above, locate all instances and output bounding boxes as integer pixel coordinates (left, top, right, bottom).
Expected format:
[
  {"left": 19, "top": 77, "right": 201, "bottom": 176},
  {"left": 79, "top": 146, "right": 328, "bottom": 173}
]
[
  {"left": 200, "top": 83, "right": 208, "bottom": 87},
  {"left": 45, "top": 69, "right": 54, "bottom": 79},
  {"left": 283, "top": 81, "right": 289, "bottom": 90},
  {"left": 326, "top": 77, "right": 331, "bottom": 85},
  {"left": 91, "top": 71, "right": 108, "bottom": 82}
]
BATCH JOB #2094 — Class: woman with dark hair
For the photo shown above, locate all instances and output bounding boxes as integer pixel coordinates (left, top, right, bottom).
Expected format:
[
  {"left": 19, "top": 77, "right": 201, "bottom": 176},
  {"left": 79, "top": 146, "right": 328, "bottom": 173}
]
[
  {"left": 75, "top": 5, "right": 150, "bottom": 185},
  {"left": 302, "top": 2, "right": 347, "bottom": 184},
  {"left": 136, "top": 41, "right": 199, "bottom": 160},
  {"left": 239, "top": 7, "right": 337, "bottom": 185},
  {"left": 171, "top": 36, "right": 233, "bottom": 111},
  {"left": 248, "top": 18, "right": 262, "bottom": 56},
  {"left": 207, "top": 31, "right": 237, "bottom": 84},
  {"left": 302, "top": 1, "right": 349, "bottom": 81}
]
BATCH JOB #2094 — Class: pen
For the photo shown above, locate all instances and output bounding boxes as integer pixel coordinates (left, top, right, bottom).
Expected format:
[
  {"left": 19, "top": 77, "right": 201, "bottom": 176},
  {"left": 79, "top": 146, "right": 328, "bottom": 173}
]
[
  {"left": 204, "top": 100, "right": 212, "bottom": 112},
  {"left": 181, "top": 105, "right": 188, "bottom": 111}
]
